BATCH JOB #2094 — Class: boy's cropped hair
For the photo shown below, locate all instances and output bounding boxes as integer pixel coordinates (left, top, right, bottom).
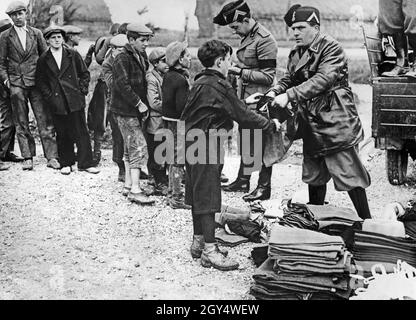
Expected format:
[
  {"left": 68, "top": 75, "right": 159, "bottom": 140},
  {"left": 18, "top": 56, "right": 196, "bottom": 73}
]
[{"left": 197, "top": 40, "right": 233, "bottom": 68}]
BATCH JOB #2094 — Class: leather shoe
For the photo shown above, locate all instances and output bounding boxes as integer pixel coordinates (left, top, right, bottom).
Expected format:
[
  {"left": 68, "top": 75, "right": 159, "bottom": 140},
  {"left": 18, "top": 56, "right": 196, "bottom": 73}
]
[
  {"left": 222, "top": 178, "right": 250, "bottom": 193},
  {"left": 1, "top": 152, "right": 24, "bottom": 163},
  {"left": 22, "top": 159, "right": 33, "bottom": 171},
  {"left": 60, "top": 167, "right": 71, "bottom": 175},
  {"left": 47, "top": 158, "right": 61, "bottom": 169},
  {"left": 243, "top": 186, "right": 271, "bottom": 202},
  {"left": 128, "top": 192, "right": 155, "bottom": 205},
  {"left": 382, "top": 65, "right": 407, "bottom": 77}
]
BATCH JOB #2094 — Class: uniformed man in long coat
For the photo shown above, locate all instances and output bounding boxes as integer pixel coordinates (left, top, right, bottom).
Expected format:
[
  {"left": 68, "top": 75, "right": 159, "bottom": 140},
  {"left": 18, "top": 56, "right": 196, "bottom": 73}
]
[
  {"left": 268, "top": 5, "right": 372, "bottom": 220},
  {"left": 213, "top": 0, "right": 279, "bottom": 202}
]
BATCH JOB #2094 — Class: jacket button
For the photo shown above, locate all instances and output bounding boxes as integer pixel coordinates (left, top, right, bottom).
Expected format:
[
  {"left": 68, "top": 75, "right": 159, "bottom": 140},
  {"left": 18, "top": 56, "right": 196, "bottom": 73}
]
[{"left": 55, "top": 93, "right": 58, "bottom": 96}]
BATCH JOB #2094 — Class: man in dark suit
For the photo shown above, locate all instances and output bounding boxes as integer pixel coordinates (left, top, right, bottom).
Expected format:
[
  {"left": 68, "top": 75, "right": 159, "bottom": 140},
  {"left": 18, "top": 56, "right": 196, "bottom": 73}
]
[
  {"left": 36, "top": 26, "right": 99, "bottom": 176},
  {"left": 0, "top": 1, "right": 59, "bottom": 171}
]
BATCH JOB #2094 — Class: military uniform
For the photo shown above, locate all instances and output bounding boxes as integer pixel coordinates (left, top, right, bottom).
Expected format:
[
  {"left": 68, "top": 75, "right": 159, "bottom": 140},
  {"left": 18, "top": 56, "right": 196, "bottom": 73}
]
[
  {"left": 271, "top": 5, "right": 372, "bottom": 219},
  {"left": 214, "top": 1, "right": 279, "bottom": 201}
]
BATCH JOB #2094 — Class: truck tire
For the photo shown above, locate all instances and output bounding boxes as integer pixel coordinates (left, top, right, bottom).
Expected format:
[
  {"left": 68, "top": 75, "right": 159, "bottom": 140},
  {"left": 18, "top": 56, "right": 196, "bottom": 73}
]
[{"left": 386, "top": 149, "right": 408, "bottom": 185}]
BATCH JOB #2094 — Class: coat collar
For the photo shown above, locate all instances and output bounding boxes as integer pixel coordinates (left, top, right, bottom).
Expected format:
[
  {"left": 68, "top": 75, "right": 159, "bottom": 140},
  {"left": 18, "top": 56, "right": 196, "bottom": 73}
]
[
  {"left": 238, "top": 22, "right": 260, "bottom": 53},
  {"left": 194, "top": 68, "right": 226, "bottom": 82},
  {"left": 151, "top": 68, "right": 163, "bottom": 83},
  {"left": 8, "top": 26, "right": 36, "bottom": 58},
  {"left": 45, "top": 46, "right": 73, "bottom": 76},
  {"left": 290, "top": 33, "right": 324, "bottom": 73},
  {"left": 125, "top": 43, "right": 148, "bottom": 73}
]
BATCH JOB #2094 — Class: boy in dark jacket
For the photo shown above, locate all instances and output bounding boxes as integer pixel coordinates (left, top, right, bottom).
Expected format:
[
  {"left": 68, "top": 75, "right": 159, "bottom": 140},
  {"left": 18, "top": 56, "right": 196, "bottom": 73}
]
[
  {"left": 162, "top": 41, "right": 192, "bottom": 210},
  {"left": 181, "top": 40, "right": 279, "bottom": 271},
  {"left": 36, "top": 26, "right": 99, "bottom": 175}
]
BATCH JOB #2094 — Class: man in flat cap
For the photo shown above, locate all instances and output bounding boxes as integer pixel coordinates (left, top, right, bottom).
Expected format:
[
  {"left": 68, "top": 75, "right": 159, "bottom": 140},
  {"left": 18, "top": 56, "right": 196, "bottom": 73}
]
[
  {"left": 110, "top": 23, "right": 155, "bottom": 206},
  {"left": 145, "top": 47, "right": 169, "bottom": 196},
  {"left": 62, "top": 25, "right": 83, "bottom": 49},
  {"left": 378, "top": 0, "right": 416, "bottom": 77},
  {"left": 214, "top": 0, "right": 278, "bottom": 202},
  {"left": 36, "top": 27, "right": 99, "bottom": 176},
  {"left": 0, "top": 1, "right": 59, "bottom": 171},
  {"left": 0, "top": 17, "right": 22, "bottom": 171},
  {"left": 267, "top": 5, "right": 372, "bottom": 220}
]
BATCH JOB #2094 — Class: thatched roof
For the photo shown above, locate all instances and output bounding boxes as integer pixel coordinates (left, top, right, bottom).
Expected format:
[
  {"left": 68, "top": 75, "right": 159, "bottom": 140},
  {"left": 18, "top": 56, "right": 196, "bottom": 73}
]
[
  {"left": 246, "top": 0, "right": 379, "bottom": 21},
  {"left": 70, "top": 0, "right": 111, "bottom": 22}
]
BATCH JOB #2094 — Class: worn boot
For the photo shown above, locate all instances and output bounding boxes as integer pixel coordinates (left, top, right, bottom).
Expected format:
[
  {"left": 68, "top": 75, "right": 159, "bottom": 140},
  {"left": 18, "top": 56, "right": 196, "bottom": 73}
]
[
  {"left": 243, "top": 166, "right": 272, "bottom": 202},
  {"left": 190, "top": 235, "right": 205, "bottom": 259},
  {"left": 191, "top": 236, "right": 229, "bottom": 259},
  {"left": 383, "top": 33, "right": 408, "bottom": 77},
  {"left": 201, "top": 243, "right": 239, "bottom": 271},
  {"left": 222, "top": 177, "right": 250, "bottom": 193}
]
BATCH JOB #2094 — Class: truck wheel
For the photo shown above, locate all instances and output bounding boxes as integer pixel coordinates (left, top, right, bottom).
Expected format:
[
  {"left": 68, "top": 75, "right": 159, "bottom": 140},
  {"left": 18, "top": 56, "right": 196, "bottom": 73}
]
[{"left": 386, "top": 149, "right": 408, "bottom": 185}]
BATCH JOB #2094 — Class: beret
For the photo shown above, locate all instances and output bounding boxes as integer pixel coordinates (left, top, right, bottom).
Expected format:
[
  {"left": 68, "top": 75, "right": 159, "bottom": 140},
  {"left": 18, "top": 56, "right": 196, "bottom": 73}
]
[
  {"left": 6, "top": 1, "right": 27, "bottom": 15},
  {"left": 149, "top": 47, "right": 166, "bottom": 64},
  {"left": 126, "top": 23, "right": 153, "bottom": 36},
  {"left": 43, "top": 26, "right": 66, "bottom": 39},
  {"left": 166, "top": 41, "right": 188, "bottom": 67},
  {"left": 62, "top": 25, "right": 83, "bottom": 35},
  {"left": 213, "top": 0, "right": 250, "bottom": 26},
  {"left": 0, "top": 19, "right": 12, "bottom": 33},
  {"left": 284, "top": 5, "right": 320, "bottom": 27},
  {"left": 110, "top": 34, "right": 128, "bottom": 47}
]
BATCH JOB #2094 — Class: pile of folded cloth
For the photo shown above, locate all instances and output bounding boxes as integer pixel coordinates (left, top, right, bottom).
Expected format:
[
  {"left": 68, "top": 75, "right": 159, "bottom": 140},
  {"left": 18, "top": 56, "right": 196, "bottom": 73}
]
[
  {"left": 277, "top": 202, "right": 363, "bottom": 236},
  {"left": 250, "top": 225, "right": 353, "bottom": 300},
  {"left": 352, "top": 230, "right": 416, "bottom": 276}
]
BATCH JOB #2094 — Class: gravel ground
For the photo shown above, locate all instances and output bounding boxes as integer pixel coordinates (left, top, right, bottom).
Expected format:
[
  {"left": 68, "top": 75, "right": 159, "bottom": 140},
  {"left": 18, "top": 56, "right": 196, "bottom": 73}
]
[{"left": 1, "top": 85, "right": 416, "bottom": 300}]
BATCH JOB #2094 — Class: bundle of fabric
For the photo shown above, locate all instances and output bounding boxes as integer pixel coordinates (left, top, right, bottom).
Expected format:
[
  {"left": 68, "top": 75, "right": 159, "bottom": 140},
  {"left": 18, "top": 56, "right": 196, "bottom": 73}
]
[
  {"left": 251, "top": 225, "right": 352, "bottom": 300},
  {"left": 278, "top": 202, "right": 318, "bottom": 230},
  {"left": 352, "top": 230, "right": 416, "bottom": 277},
  {"left": 277, "top": 202, "right": 362, "bottom": 236}
]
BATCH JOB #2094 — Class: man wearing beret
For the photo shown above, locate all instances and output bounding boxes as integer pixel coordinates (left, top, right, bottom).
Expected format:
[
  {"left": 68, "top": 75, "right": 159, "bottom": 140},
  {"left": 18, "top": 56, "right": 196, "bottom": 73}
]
[
  {"left": 0, "top": 1, "right": 59, "bottom": 171},
  {"left": 110, "top": 23, "right": 155, "bottom": 206},
  {"left": 0, "top": 18, "right": 21, "bottom": 171},
  {"left": 36, "top": 27, "right": 99, "bottom": 175},
  {"left": 378, "top": 0, "right": 416, "bottom": 77},
  {"left": 146, "top": 48, "right": 169, "bottom": 195},
  {"left": 214, "top": 0, "right": 278, "bottom": 202},
  {"left": 268, "top": 5, "right": 372, "bottom": 220}
]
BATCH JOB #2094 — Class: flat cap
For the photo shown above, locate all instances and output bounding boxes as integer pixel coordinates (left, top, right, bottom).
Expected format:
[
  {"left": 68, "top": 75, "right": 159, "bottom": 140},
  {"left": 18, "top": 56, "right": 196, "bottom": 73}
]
[
  {"left": 149, "top": 47, "right": 166, "bottom": 64},
  {"left": 0, "top": 18, "right": 12, "bottom": 33},
  {"left": 213, "top": 0, "right": 250, "bottom": 26},
  {"left": 43, "top": 26, "right": 66, "bottom": 39},
  {"left": 110, "top": 34, "right": 128, "bottom": 47},
  {"left": 166, "top": 41, "right": 188, "bottom": 67},
  {"left": 62, "top": 25, "right": 83, "bottom": 35},
  {"left": 6, "top": 1, "right": 27, "bottom": 15},
  {"left": 284, "top": 5, "right": 320, "bottom": 27},
  {"left": 126, "top": 23, "right": 153, "bottom": 36}
]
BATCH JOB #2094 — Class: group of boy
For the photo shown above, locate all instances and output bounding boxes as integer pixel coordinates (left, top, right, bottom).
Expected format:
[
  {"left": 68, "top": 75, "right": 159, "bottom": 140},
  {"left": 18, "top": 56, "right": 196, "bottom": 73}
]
[{"left": 0, "top": 0, "right": 373, "bottom": 272}]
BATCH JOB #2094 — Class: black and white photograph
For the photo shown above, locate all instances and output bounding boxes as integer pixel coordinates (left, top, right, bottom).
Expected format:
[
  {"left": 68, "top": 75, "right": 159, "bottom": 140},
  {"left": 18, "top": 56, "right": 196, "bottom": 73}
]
[{"left": 1, "top": 0, "right": 416, "bottom": 307}]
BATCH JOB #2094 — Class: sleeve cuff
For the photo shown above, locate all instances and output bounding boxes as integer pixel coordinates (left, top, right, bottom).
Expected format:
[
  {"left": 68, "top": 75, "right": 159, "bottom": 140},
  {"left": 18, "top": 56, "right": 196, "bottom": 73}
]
[{"left": 286, "top": 88, "right": 297, "bottom": 103}]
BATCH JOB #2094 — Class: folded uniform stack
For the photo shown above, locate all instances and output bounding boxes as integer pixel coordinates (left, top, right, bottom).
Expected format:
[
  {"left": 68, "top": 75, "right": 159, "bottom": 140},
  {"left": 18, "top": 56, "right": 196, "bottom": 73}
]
[
  {"left": 250, "top": 225, "right": 353, "bottom": 300},
  {"left": 352, "top": 230, "right": 416, "bottom": 276}
]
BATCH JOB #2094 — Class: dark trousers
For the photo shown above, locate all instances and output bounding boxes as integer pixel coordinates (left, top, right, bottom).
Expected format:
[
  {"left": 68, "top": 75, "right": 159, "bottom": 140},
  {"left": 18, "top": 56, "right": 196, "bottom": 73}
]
[
  {"left": 109, "top": 111, "right": 124, "bottom": 165},
  {"left": 9, "top": 85, "right": 58, "bottom": 160},
  {"left": 0, "top": 92, "right": 15, "bottom": 158},
  {"left": 145, "top": 132, "right": 167, "bottom": 183},
  {"left": 52, "top": 110, "right": 93, "bottom": 169},
  {"left": 237, "top": 127, "right": 272, "bottom": 188}
]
